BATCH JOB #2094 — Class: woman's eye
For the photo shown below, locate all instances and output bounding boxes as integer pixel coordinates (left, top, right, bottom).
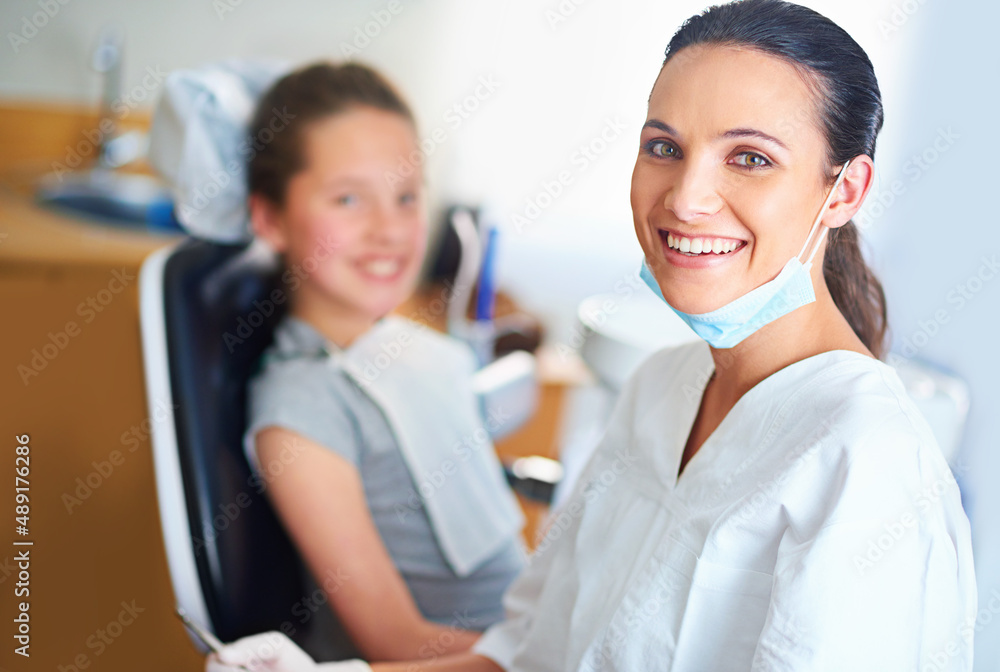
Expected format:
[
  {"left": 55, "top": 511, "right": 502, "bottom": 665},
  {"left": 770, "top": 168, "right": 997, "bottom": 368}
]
[
  {"left": 732, "top": 151, "right": 771, "bottom": 169},
  {"left": 646, "top": 140, "right": 679, "bottom": 159},
  {"left": 334, "top": 194, "right": 358, "bottom": 206},
  {"left": 399, "top": 192, "right": 417, "bottom": 205}
]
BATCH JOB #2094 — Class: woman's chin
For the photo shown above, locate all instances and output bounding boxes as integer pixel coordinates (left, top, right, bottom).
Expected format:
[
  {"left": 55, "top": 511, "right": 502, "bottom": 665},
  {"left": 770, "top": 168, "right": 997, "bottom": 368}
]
[{"left": 662, "top": 292, "right": 742, "bottom": 316}]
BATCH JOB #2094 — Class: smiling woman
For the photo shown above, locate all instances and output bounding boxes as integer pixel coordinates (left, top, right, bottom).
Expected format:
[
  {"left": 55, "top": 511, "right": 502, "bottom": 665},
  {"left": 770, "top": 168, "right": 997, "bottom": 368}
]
[{"left": 208, "top": 3, "right": 977, "bottom": 671}]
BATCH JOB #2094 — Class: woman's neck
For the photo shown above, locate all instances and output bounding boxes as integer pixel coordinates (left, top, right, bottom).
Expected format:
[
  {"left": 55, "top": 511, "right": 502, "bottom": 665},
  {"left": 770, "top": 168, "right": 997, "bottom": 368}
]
[{"left": 708, "top": 272, "right": 872, "bottom": 408}]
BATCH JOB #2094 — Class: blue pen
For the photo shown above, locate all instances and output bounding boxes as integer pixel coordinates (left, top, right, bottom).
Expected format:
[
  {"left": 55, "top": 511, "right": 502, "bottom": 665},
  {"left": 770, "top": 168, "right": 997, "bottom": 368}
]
[
  {"left": 469, "top": 226, "right": 499, "bottom": 365},
  {"left": 475, "top": 227, "right": 499, "bottom": 322}
]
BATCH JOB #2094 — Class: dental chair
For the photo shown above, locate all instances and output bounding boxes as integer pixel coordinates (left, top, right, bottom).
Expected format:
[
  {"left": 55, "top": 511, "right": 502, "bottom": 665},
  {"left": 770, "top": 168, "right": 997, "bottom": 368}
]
[
  {"left": 139, "top": 232, "right": 549, "bottom": 659},
  {"left": 139, "top": 237, "right": 334, "bottom": 657}
]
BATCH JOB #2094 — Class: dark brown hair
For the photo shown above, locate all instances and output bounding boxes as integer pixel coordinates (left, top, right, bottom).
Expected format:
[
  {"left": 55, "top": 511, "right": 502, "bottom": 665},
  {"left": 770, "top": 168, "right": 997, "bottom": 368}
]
[
  {"left": 247, "top": 61, "right": 415, "bottom": 206},
  {"left": 663, "top": 0, "right": 888, "bottom": 357}
]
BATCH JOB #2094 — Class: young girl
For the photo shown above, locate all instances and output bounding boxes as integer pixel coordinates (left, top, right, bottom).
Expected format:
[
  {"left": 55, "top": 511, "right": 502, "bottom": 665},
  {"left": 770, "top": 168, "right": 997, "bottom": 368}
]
[
  {"left": 209, "top": 2, "right": 975, "bottom": 670},
  {"left": 235, "top": 62, "right": 524, "bottom": 663}
]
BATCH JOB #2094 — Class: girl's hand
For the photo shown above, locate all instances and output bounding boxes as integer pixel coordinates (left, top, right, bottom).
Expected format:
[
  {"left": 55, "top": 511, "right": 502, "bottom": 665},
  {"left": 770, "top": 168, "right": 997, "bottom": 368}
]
[{"left": 205, "top": 631, "right": 371, "bottom": 672}]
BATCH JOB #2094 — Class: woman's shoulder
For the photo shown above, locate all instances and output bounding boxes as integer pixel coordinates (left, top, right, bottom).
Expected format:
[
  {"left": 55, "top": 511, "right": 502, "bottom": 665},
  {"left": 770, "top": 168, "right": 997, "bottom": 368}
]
[
  {"left": 775, "top": 353, "right": 969, "bottom": 540},
  {"left": 625, "top": 339, "right": 713, "bottom": 401},
  {"left": 578, "top": 340, "right": 711, "bottom": 473},
  {"left": 794, "top": 351, "right": 941, "bottom": 459}
]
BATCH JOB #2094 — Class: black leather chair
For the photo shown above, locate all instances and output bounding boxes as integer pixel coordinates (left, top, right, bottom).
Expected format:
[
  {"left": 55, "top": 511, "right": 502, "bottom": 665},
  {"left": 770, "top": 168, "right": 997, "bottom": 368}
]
[{"left": 139, "top": 237, "right": 356, "bottom": 659}]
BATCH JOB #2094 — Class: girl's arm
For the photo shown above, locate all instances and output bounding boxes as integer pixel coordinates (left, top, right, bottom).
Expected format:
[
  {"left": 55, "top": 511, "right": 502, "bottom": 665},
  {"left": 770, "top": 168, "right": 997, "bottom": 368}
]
[{"left": 254, "top": 426, "right": 480, "bottom": 661}]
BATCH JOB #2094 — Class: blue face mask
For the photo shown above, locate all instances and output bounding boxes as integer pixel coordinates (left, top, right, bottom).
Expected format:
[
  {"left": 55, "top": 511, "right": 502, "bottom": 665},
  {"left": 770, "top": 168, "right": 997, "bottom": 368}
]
[{"left": 640, "top": 160, "right": 852, "bottom": 349}]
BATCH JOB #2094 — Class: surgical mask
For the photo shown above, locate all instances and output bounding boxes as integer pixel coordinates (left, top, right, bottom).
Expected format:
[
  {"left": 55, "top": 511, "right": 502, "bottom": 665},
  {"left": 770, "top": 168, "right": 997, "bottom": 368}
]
[{"left": 640, "top": 160, "right": 852, "bottom": 349}]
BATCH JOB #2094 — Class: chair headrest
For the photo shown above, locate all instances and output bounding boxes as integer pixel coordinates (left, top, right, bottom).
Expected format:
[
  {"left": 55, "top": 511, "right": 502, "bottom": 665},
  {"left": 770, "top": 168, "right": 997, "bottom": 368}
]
[{"left": 149, "top": 59, "right": 291, "bottom": 243}]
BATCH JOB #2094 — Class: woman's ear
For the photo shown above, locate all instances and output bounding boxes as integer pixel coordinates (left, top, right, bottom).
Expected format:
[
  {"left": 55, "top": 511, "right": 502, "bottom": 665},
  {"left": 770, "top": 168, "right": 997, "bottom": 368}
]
[
  {"left": 249, "top": 193, "right": 289, "bottom": 252},
  {"left": 823, "top": 154, "right": 875, "bottom": 229}
]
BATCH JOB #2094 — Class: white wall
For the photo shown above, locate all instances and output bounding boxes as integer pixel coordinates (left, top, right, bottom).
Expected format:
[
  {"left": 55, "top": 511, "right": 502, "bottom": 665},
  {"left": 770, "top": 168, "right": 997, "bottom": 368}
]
[
  {"left": 2, "top": 0, "right": 997, "bottom": 665},
  {"left": 0, "top": 0, "right": 927, "bottom": 336},
  {"left": 863, "top": 0, "right": 1000, "bottom": 666}
]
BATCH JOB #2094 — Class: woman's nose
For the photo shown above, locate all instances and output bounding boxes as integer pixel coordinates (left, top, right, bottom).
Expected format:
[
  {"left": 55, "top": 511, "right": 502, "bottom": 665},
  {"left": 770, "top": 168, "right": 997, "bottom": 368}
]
[{"left": 662, "top": 159, "right": 723, "bottom": 222}]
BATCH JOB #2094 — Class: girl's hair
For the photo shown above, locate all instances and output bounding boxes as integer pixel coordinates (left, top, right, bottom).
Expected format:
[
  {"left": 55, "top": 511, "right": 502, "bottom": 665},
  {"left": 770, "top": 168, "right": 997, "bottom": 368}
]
[
  {"left": 247, "top": 61, "right": 415, "bottom": 207},
  {"left": 663, "top": 0, "right": 888, "bottom": 357}
]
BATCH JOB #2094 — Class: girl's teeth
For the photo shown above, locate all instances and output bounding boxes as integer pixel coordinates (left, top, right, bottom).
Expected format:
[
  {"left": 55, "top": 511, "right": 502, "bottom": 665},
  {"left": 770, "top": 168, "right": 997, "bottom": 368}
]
[
  {"left": 665, "top": 233, "right": 743, "bottom": 256},
  {"left": 362, "top": 260, "right": 401, "bottom": 277}
]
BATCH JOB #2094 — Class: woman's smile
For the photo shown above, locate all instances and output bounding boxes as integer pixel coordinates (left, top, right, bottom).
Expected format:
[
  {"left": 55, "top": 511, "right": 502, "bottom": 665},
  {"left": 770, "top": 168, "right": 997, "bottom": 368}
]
[{"left": 658, "top": 227, "right": 748, "bottom": 269}]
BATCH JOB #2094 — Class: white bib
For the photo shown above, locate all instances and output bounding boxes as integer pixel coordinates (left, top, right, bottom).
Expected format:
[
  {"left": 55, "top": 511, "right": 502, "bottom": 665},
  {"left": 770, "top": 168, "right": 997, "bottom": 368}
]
[{"left": 325, "top": 316, "right": 524, "bottom": 576}]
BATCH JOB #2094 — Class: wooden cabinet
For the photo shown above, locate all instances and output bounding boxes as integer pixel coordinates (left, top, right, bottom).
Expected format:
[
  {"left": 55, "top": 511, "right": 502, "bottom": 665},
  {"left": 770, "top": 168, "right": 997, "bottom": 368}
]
[{"left": 0, "top": 190, "right": 201, "bottom": 671}]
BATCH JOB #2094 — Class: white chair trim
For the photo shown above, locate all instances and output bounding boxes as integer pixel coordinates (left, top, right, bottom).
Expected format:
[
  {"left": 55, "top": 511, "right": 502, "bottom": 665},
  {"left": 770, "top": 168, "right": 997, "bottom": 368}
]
[{"left": 139, "top": 241, "right": 215, "bottom": 652}]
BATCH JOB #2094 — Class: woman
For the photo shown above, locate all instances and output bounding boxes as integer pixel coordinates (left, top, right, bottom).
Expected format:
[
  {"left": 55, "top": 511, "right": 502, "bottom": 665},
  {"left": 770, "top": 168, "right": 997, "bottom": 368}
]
[{"left": 209, "top": 1, "right": 976, "bottom": 670}]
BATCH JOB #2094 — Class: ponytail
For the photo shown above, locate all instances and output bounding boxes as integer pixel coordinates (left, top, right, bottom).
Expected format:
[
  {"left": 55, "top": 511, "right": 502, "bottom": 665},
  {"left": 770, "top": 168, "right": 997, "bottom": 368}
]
[{"left": 823, "top": 221, "right": 887, "bottom": 357}]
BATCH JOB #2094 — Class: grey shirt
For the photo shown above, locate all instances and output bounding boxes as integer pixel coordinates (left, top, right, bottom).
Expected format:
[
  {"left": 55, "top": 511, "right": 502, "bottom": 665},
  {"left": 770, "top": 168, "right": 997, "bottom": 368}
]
[{"left": 244, "top": 315, "right": 525, "bottom": 638}]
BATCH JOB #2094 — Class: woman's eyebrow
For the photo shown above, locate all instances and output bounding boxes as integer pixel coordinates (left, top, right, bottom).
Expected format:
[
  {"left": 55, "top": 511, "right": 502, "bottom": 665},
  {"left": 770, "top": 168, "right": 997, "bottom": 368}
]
[
  {"left": 642, "top": 119, "right": 679, "bottom": 135},
  {"left": 720, "top": 127, "right": 789, "bottom": 150},
  {"left": 641, "top": 121, "right": 788, "bottom": 152}
]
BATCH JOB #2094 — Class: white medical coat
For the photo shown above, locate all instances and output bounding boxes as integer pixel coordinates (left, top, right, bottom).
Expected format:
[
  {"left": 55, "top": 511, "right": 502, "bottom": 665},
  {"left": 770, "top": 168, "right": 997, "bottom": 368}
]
[{"left": 474, "top": 341, "right": 977, "bottom": 671}]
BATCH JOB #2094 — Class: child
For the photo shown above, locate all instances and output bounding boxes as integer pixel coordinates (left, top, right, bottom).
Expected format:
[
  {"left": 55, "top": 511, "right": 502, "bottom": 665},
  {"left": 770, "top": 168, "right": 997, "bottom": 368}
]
[{"left": 239, "top": 62, "right": 524, "bottom": 663}]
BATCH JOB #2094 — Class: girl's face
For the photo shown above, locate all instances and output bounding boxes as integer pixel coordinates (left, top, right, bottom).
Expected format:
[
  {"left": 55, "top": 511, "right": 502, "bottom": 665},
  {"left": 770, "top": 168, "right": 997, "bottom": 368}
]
[
  {"left": 256, "top": 106, "right": 427, "bottom": 322},
  {"left": 631, "top": 44, "right": 838, "bottom": 314}
]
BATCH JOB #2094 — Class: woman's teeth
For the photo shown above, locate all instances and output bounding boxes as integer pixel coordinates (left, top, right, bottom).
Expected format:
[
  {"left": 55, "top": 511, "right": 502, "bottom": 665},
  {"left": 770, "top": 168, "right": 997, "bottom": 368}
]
[
  {"left": 360, "top": 259, "right": 402, "bottom": 277},
  {"left": 666, "top": 232, "right": 743, "bottom": 255}
]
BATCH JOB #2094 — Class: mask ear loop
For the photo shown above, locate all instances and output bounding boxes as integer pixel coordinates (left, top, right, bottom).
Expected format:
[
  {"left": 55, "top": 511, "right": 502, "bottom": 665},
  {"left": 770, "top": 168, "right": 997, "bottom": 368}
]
[{"left": 797, "top": 159, "right": 853, "bottom": 267}]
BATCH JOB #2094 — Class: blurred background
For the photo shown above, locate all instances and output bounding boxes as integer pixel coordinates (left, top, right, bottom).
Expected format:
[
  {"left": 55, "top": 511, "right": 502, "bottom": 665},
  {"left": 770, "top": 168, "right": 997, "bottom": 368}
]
[{"left": 0, "top": 0, "right": 996, "bottom": 669}]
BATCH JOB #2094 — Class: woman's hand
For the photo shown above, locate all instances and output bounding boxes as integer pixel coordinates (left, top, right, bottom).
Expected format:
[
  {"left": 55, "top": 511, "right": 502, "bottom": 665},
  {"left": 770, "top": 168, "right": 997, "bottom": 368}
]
[{"left": 205, "top": 631, "right": 371, "bottom": 672}]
